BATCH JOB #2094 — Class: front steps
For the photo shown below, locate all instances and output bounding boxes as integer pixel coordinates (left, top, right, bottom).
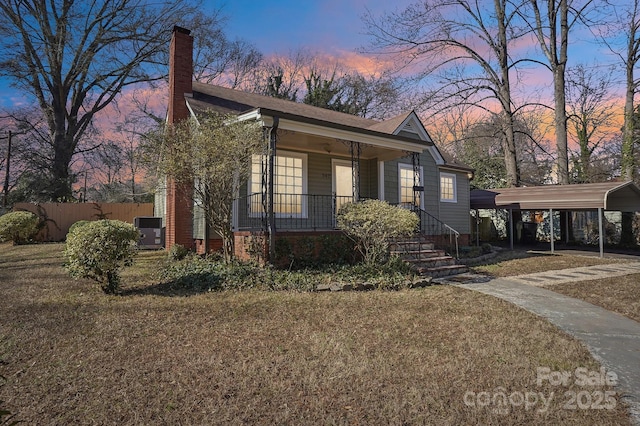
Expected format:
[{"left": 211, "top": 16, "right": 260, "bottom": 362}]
[{"left": 390, "top": 238, "right": 468, "bottom": 278}]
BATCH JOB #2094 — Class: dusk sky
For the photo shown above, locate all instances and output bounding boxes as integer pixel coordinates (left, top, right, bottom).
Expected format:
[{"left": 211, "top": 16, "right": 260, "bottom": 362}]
[
  {"left": 220, "top": 0, "right": 409, "bottom": 55},
  {"left": 0, "top": 1, "right": 626, "bottom": 114},
  {"left": 0, "top": 1, "right": 411, "bottom": 109}
]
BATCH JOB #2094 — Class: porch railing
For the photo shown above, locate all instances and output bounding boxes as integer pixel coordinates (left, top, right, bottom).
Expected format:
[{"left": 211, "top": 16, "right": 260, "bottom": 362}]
[
  {"left": 235, "top": 193, "right": 354, "bottom": 231},
  {"left": 234, "top": 194, "right": 460, "bottom": 258}
]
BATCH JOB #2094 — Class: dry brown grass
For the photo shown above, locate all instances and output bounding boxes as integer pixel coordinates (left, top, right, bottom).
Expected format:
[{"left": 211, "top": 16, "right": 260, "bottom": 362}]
[
  {"left": 0, "top": 243, "right": 631, "bottom": 425},
  {"left": 546, "top": 275, "right": 640, "bottom": 323},
  {"left": 470, "top": 250, "right": 628, "bottom": 277}
]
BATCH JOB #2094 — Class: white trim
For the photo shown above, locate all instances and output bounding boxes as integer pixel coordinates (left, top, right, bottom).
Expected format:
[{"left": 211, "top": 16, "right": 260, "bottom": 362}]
[
  {"left": 398, "top": 163, "right": 424, "bottom": 209},
  {"left": 427, "top": 146, "right": 445, "bottom": 165},
  {"left": 378, "top": 161, "right": 385, "bottom": 201},
  {"left": 440, "top": 172, "right": 457, "bottom": 203},
  {"left": 393, "top": 112, "right": 432, "bottom": 142},
  {"left": 247, "top": 114, "right": 428, "bottom": 154},
  {"left": 184, "top": 99, "right": 200, "bottom": 125},
  {"left": 248, "top": 150, "right": 308, "bottom": 218},
  {"left": 232, "top": 198, "right": 239, "bottom": 231}
]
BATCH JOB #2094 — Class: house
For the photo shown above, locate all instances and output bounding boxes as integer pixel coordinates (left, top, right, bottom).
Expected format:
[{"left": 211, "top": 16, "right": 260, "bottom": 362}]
[{"left": 158, "top": 26, "right": 473, "bottom": 261}]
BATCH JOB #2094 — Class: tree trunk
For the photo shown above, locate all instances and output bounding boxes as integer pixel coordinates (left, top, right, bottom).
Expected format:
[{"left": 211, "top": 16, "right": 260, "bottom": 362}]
[
  {"left": 554, "top": 63, "right": 569, "bottom": 185},
  {"left": 621, "top": 65, "right": 636, "bottom": 181},
  {"left": 51, "top": 134, "right": 75, "bottom": 201},
  {"left": 496, "top": 0, "right": 519, "bottom": 187}
]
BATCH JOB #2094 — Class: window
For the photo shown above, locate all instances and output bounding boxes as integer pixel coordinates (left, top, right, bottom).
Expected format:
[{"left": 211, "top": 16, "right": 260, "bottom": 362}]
[
  {"left": 440, "top": 172, "right": 457, "bottom": 203},
  {"left": 249, "top": 151, "right": 307, "bottom": 217},
  {"left": 398, "top": 163, "right": 423, "bottom": 209}
]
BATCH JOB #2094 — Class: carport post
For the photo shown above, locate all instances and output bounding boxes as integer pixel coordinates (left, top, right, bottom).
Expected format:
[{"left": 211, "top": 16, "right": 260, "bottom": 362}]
[
  {"left": 509, "top": 208, "right": 514, "bottom": 250},
  {"left": 598, "top": 208, "right": 604, "bottom": 258},
  {"left": 549, "top": 209, "right": 554, "bottom": 254},
  {"left": 475, "top": 209, "right": 480, "bottom": 247}
]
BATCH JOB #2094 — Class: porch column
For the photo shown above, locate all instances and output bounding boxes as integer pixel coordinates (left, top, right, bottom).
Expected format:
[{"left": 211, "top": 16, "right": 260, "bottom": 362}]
[
  {"left": 378, "top": 161, "right": 385, "bottom": 201},
  {"left": 549, "top": 208, "right": 554, "bottom": 254},
  {"left": 267, "top": 118, "right": 279, "bottom": 262},
  {"left": 411, "top": 152, "right": 423, "bottom": 209},
  {"left": 598, "top": 208, "right": 604, "bottom": 258},
  {"left": 475, "top": 209, "right": 480, "bottom": 247},
  {"left": 349, "top": 141, "right": 361, "bottom": 201}
]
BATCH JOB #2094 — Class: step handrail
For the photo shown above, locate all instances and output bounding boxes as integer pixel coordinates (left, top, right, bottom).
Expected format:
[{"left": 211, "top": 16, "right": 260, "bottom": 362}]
[{"left": 413, "top": 207, "right": 460, "bottom": 259}]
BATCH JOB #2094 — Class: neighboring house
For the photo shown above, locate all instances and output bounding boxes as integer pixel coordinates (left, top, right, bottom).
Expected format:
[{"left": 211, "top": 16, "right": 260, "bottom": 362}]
[{"left": 158, "top": 26, "right": 473, "bottom": 259}]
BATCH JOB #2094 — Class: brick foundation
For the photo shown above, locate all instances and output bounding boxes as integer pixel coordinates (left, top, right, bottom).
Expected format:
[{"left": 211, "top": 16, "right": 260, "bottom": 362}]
[{"left": 195, "top": 238, "right": 224, "bottom": 255}]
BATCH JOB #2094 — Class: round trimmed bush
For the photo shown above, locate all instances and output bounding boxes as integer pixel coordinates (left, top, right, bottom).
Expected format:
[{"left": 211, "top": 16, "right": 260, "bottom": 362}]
[
  {"left": 68, "top": 220, "right": 91, "bottom": 236},
  {"left": 337, "top": 200, "right": 419, "bottom": 265},
  {"left": 0, "top": 211, "right": 39, "bottom": 244},
  {"left": 64, "top": 219, "right": 140, "bottom": 294}
]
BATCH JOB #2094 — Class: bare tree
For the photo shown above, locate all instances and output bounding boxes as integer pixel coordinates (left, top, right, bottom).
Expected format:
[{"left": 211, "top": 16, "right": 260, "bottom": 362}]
[
  {"left": 0, "top": 0, "right": 222, "bottom": 201},
  {"left": 251, "top": 49, "right": 312, "bottom": 101},
  {"left": 364, "top": 0, "right": 529, "bottom": 187},
  {"left": 595, "top": 0, "right": 640, "bottom": 181},
  {"left": 565, "top": 64, "right": 618, "bottom": 182},
  {"left": 191, "top": 10, "right": 263, "bottom": 89},
  {"left": 147, "top": 111, "right": 264, "bottom": 261},
  {"left": 522, "top": 0, "right": 593, "bottom": 184}
]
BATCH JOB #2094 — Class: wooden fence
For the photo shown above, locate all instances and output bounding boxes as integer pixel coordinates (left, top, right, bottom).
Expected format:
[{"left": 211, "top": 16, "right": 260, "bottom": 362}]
[{"left": 14, "top": 202, "right": 154, "bottom": 242}]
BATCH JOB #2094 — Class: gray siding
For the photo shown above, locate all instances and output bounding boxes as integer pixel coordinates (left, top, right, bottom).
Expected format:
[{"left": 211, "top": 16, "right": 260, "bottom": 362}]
[
  {"left": 382, "top": 151, "right": 471, "bottom": 234},
  {"left": 438, "top": 169, "right": 471, "bottom": 234},
  {"left": 235, "top": 150, "right": 380, "bottom": 230},
  {"left": 383, "top": 151, "right": 438, "bottom": 215},
  {"left": 193, "top": 201, "right": 205, "bottom": 239}
]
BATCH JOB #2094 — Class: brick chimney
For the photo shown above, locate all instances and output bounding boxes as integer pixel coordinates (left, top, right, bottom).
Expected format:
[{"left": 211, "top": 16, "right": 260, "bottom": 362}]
[
  {"left": 165, "top": 26, "right": 194, "bottom": 251},
  {"left": 168, "top": 26, "right": 193, "bottom": 124}
]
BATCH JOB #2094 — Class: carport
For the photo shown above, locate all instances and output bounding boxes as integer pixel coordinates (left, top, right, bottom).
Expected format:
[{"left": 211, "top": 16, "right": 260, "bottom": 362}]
[{"left": 470, "top": 181, "right": 640, "bottom": 257}]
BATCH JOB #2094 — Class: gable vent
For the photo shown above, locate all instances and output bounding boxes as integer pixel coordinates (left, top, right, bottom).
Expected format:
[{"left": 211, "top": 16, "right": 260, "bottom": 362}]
[{"left": 402, "top": 122, "right": 418, "bottom": 133}]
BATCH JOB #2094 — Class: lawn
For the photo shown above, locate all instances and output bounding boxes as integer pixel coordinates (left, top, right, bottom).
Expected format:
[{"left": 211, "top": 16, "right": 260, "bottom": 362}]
[
  {"left": 545, "top": 275, "right": 640, "bottom": 323},
  {"left": 0, "top": 243, "right": 631, "bottom": 425},
  {"left": 469, "top": 250, "right": 629, "bottom": 277},
  {"left": 469, "top": 249, "right": 640, "bottom": 323}
]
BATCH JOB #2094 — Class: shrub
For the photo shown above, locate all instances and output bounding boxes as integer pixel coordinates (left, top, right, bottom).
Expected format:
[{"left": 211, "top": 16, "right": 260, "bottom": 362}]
[
  {"left": 167, "top": 244, "right": 190, "bottom": 262},
  {"left": 337, "top": 200, "right": 419, "bottom": 265},
  {"left": 157, "top": 253, "right": 418, "bottom": 293},
  {"left": 68, "top": 220, "right": 91, "bottom": 236},
  {"left": 0, "top": 211, "right": 39, "bottom": 244},
  {"left": 318, "top": 234, "right": 356, "bottom": 264},
  {"left": 64, "top": 219, "right": 140, "bottom": 294}
]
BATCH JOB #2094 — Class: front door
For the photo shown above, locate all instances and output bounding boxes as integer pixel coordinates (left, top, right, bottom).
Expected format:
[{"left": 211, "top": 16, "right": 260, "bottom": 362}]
[{"left": 332, "top": 159, "right": 354, "bottom": 215}]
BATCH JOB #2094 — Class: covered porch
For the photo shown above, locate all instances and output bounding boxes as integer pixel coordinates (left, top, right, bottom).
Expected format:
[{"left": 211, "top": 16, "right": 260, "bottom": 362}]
[{"left": 232, "top": 108, "right": 429, "bottom": 233}]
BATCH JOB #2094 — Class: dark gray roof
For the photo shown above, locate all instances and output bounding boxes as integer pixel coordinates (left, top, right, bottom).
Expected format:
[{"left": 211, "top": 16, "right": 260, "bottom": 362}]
[
  {"left": 193, "top": 82, "right": 380, "bottom": 132},
  {"left": 470, "top": 181, "right": 640, "bottom": 212},
  {"left": 187, "top": 81, "right": 474, "bottom": 171}
]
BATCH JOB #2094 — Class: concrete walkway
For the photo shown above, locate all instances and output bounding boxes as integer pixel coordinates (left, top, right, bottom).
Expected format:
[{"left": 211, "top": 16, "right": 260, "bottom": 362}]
[{"left": 448, "top": 263, "right": 640, "bottom": 425}]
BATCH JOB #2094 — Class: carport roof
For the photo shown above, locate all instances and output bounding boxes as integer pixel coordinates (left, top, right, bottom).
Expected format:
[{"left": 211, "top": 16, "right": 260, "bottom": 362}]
[{"left": 470, "top": 181, "right": 640, "bottom": 212}]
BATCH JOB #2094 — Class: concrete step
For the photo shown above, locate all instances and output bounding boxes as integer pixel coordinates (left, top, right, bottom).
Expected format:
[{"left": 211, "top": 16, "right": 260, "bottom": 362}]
[
  {"left": 389, "top": 239, "right": 435, "bottom": 252},
  {"left": 391, "top": 249, "right": 445, "bottom": 259},
  {"left": 404, "top": 256, "right": 456, "bottom": 268},
  {"left": 416, "top": 264, "right": 469, "bottom": 278}
]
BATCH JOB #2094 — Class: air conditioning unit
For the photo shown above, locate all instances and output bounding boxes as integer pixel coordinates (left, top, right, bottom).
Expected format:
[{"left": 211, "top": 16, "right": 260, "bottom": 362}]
[{"left": 134, "top": 216, "right": 163, "bottom": 249}]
